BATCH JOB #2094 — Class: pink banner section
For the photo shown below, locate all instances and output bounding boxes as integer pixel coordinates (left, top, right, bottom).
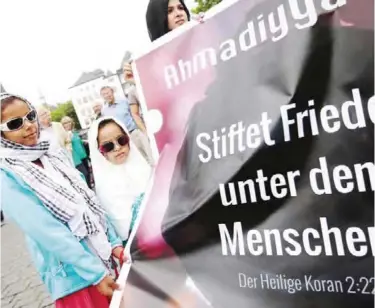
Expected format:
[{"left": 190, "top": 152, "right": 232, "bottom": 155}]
[{"left": 131, "top": 0, "right": 373, "bottom": 259}]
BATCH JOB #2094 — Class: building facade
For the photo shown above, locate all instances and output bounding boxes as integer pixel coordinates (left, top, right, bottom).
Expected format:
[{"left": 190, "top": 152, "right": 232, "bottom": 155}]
[{"left": 68, "top": 70, "right": 126, "bottom": 129}]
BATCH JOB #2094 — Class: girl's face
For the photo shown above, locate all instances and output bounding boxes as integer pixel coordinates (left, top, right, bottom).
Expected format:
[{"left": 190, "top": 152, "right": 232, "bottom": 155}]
[
  {"left": 98, "top": 122, "right": 130, "bottom": 165},
  {"left": 1, "top": 99, "right": 39, "bottom": 146},
  {"left": 167, "top": 0, "right": 188, "bottom": 31}
]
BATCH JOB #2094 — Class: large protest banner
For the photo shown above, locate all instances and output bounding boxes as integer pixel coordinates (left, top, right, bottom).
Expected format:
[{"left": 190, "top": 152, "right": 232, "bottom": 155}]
[{"left": 112, "top": 0, "right": 374, "bottom": 307}]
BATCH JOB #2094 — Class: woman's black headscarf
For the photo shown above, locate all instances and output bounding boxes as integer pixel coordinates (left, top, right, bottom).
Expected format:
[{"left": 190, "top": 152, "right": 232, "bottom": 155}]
[{"left": 146, "top": 0, "right": 190, "bottom": 42}]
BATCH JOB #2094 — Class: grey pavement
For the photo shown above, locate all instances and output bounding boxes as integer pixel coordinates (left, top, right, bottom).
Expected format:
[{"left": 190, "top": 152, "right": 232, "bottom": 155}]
[{"left": 1, "top": 221, "right": 54, "bottom": 308}]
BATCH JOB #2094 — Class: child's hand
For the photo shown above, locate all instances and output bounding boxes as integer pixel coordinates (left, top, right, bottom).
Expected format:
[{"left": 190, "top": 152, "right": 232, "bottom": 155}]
[
  {"left": 96, "top": 275, "right": 120, "bottom": 298},
  {"left": 112, "top": 247, "right": 128, "bottom": 266},
  {"left": 193, "top": 12, "right": 205, "bottom": 23},
  {"left": 123, "top": 62, "right": 134, "bottom": 83}
]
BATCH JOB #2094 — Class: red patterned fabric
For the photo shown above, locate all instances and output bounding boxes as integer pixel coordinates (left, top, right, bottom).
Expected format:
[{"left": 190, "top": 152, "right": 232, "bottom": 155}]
[{"left": 55, "top": 285, "right": 109, "bottom": 308}]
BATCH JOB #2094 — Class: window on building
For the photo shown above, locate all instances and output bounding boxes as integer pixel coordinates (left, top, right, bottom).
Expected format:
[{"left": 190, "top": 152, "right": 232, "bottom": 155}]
[
  {"left": 88, "top": 95, "right": 93, "bottom": 103},
  {"left": 77, "top": 98, "right": 83, "bottom": 105},
  {"left": 83, "top": 96, "right": 88, "bottom": 103},
  {"left": 112, "top": 86, "right": 117, "bottom": 93},
  {"left": 108, "top": 77, "right": 115, "bottom": 83},
  {"left": 81, "top": 109, "right": 87, "bottom": 116},
  {"left": 85, "top": 119, "right": 91, "bottom": 127}
]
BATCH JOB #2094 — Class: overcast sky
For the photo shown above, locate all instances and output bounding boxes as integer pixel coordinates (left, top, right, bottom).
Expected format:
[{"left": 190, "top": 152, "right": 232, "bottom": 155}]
[{"left": 0, "top": 0, "right": 196, "bottom": 106}]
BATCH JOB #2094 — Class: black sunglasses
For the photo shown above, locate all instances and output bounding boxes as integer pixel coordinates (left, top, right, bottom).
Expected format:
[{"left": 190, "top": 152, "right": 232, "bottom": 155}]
[
  {"left": 99, "top": 135, "right": 129, "bottom": 153},
  {"left": 0, "top": 110, "right": 37, "bottom": 132}
]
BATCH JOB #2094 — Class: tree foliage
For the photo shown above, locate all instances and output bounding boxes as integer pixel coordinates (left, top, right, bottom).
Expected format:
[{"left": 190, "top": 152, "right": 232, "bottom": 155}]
[
  {"left": 191, "top": 0, "right": 222, "bottom": 14},
  {"left": 50, "top": 101, "right": 81, "bottom": 130}
]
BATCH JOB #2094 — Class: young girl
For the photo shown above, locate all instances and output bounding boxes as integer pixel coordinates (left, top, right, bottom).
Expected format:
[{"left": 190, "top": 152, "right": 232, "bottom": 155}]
[
  {"left": 88, "top": 117, "right": 152, "bottom": 246},
  {"left": 0, "top": 93, "right": 125, "bottom": 308},
  {"left": 89, "top": 119, "right": 208, "bottom": 307}
]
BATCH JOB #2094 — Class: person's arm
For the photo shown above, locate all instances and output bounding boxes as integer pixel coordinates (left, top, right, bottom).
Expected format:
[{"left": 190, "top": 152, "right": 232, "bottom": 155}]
[
  {"left": 106, "top": 217, "right": 126, "bottom": 264},
  {"left": 130, "top": 104, "right": 147, "bottom": 133},
  {"left": 1, "top": 170, "right": 106, "bottom": 283},
  {"left": 106, "top": 215, "right": 123, "bottom": 248},
  {"left": 129, "top": 92, "right": 147, "bottom": 133}
]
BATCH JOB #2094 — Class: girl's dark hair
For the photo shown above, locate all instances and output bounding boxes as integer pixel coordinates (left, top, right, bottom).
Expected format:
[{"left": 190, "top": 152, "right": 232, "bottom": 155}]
[
  {"left": 97, "top": 119, "right": 127, "bottom": 144},
  {"left": 1, "top": 95, "right": 23, "bottom": 112},
  {"left": 146, "top": 0, "right": 190, "bottom": 42}
]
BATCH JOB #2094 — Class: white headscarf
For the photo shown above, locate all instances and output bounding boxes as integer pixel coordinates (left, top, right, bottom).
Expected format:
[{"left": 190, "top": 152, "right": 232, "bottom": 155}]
[{"left": 88, "top": 116, "right": 152, "bottom": 241}]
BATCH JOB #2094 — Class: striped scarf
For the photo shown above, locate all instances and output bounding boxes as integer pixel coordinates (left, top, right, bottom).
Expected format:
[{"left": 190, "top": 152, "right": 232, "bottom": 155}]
[{"left": 1, "top": 138, "right": 108, "bottom": 237}]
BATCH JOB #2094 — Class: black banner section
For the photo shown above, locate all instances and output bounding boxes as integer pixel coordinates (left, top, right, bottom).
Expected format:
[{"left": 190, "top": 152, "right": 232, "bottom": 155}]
[{"left": 162, "top": 1, "right": 374, "bottom": 308}]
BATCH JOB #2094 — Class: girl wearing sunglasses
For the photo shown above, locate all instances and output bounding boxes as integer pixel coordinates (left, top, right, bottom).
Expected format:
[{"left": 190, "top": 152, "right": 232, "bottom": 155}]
[
  {"left": 0, "top": 94, "right": 126, "bottom": 307},
  {"left": 89, "top": 117, "right": 152, "bottom": 246},
  {"left": 0, "top": 104, "right": 38, "bottom": 144}
]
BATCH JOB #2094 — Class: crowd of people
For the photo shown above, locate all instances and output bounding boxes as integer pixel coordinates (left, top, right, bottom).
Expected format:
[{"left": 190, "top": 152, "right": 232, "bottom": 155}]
[{"left": 0, "top": 1, "right": 196, "bottom": 307}]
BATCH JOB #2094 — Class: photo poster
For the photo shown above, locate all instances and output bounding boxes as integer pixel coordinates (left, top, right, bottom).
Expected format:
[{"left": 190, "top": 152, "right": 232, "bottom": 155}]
[{"left": 111, "top": 0, "right": 374, "bottom": 307}]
